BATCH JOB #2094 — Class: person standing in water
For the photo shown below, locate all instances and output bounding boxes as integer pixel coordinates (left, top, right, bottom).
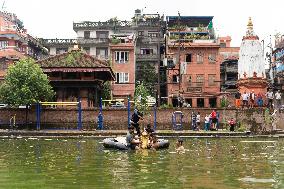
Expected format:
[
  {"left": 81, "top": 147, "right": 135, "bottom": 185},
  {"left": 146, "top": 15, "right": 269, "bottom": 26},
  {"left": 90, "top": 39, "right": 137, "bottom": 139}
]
[{"left": 130, "top": 107, "right": 143, "bottom": 136}]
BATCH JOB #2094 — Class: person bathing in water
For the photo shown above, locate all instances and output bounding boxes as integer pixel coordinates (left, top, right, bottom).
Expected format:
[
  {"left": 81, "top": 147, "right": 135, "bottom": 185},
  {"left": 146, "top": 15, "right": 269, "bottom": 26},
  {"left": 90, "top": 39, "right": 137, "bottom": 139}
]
[{"left": 176, "top": 138, "right": 185, "bottom": 153}]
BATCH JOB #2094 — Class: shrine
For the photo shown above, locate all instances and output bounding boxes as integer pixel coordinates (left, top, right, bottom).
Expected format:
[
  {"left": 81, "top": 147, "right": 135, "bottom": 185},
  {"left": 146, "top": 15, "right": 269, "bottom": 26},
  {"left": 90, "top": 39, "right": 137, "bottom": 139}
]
[
  {"left": 237, "top": 17, "right": 268, "bottom": 95},
  {"left": 37, "top": 49, "right": 115, "bottom": 108}
]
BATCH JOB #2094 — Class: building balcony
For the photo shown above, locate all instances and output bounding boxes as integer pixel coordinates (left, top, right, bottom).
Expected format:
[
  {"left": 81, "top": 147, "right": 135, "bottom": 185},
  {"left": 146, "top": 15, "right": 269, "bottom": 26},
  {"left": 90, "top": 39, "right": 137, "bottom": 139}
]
[
  {"left": 226, "top": 66, "right": 238, "bottom": 73},
  {"left": 136, "top": 54, "right": 159, "bottom": 61},
  {"left": 73, "top": 21, "right": 132, "bottom": 31},
  {"left": 41, "top": 39, "right": 77, "bottom": 47},
  {"left": 137, "top": 36, "right": 164, "bottom": 44},
  {"left": 77, "top": 38, "right": 110, "bottom": 45}
]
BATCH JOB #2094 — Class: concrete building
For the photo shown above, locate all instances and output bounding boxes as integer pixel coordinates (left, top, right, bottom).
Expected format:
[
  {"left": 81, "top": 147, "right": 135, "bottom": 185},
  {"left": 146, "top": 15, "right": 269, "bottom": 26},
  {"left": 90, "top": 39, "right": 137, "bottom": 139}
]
[
  {"left": 166, "top": 16, "right": 221, "bottom": 108},
  {"left": 0, "top": 11, "right": 48, "bottom": 81},
  {"left": 219, "top": 36, "right": 239, "bottom": 93},
  {"left": 272, "top": 34, "right": 284, "bottom": 91}
]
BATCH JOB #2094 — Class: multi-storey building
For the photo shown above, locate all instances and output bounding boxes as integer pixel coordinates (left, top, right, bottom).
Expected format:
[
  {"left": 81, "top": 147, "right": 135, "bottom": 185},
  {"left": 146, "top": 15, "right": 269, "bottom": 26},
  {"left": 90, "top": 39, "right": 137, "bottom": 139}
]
[
  {"left": 272, "top": 34, "right": 284, "bottom": 91},
  {"left": 166, "top": 16, "right": 221, "bottom": 108},
  {"left": 42, "top": 10, "right": 165, "bottom": 102},
  {"left": 0, "top": 11, "right": 48, "bottom": 81},
  {"left": 219, "top": 36, "right": 239, "bottom": 93}
]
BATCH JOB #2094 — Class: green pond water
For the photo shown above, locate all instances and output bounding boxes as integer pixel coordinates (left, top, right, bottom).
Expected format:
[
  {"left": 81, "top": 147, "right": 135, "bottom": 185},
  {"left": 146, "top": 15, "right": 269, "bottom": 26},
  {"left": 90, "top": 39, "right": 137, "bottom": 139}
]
[{"left": 0, "top": 137, "right": 283, "bottom": 189}]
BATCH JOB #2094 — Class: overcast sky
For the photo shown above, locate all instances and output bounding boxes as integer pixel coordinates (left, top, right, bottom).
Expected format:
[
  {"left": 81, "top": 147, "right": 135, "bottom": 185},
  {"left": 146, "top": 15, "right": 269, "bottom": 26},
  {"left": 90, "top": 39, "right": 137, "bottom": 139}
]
[{"left": 4, "top": 0, "right": 284, "bottom": 47}]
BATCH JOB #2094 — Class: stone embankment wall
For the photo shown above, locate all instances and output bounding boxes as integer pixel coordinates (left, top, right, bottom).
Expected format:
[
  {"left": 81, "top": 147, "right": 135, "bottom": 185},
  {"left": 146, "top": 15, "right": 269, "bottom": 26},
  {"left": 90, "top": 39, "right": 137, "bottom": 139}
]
[{"left": 0, "top": 108, "right": 283, "bottom": 130}]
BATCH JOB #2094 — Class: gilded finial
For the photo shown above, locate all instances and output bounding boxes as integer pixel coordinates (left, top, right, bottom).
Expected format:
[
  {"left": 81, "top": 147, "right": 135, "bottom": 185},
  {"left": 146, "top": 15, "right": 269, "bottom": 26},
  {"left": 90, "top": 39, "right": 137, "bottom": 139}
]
[{"left": 247, "top": 17, "right": 253, "bottom": 27}]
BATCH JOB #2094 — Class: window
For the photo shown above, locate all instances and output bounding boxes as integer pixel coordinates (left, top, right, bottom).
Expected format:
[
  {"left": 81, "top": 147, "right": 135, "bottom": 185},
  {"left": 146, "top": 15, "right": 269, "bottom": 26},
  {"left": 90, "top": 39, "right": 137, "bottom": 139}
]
[
  {"left": 173, "top": 75, "right": 179, "bottom": 83},
  {"left": 148, "top": 32, "right": 159, "bottom": 38},
  {"left": 208, "top": 53, "right": 216, "bottom": 63},
  {"left": 115, "top": 51, "right": 129, "bottom": 63},
  {"left": 138, "top": 31, "right": 144, "bottom": 36},
  {"left": 116, "top": 72, "right": 129, "bottom": 83},
  {"left": 96, "top": 48, "right": 108, "bottom": 59},
  {"left": 96, "top": 31, "right": 109, "bottom": 38},
  {"left": 196, "top": 74, "right": 204, "bottom": 86},
  {"left": 0, "top": 41, "right": 8, "bottom": 49},
  {"left": 220, "top": 43, "right": 226, "bottom": 48},
  {"left": 209, "top": 98, "right": 217, "bottom": 108},
  {"left": 196, "top": 53, "right": 203, "bottom": 63},
  {"left": 140, "top": 48, "right": 153, "bottom": 55},
  {"left": 185, "top": 54, "right": 192, "bottom": 63},
  {"left": 56, "top": 48, "right": 68, "bottom": 54},
  {"left": 188, "top": 75, "right": 192, "bottom": 86},
  {"left": 197, "top": 98, "right": 204, "bottom": 108},
  {"left": 83, "top": 47, "right": 90, "bottom": 54},
  {"left": 208, "top": 74, "right": 216, "bottom": 86},
  {"left": 84, "top": 31, "right": 90, "bottom": 39}
]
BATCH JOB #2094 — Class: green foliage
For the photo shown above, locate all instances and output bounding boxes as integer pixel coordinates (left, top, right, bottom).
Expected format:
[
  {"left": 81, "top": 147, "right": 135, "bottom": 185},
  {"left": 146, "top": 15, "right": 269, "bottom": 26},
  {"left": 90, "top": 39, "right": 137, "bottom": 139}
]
[
  {"left": 134, "top": 82, "right": 150, "bottom": 113},
  {"left": 160, "top": 103, "right": 173, "bottom": 109},
  {"left": 220, "top": 97, "right": 229, "bottom": 108},
  {"left": 0, "top": 58, "right": 55, "bottom": 106},
  {"left": 101, "top": 82, "right": 111, "bottom": 100},
  {"left": 111, "top": 37, "right": 120, "bottom": 44},
  {"left": 237, "top": 121, "right": 246, "bottom": 132},
  {"left": 136, "top": 63, "right": 157, "bottom": 96}
]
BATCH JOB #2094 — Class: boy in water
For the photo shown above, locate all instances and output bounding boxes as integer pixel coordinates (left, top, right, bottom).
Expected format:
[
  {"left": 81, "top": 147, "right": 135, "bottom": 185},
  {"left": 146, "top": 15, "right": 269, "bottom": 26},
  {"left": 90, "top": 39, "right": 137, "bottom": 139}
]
[{"left": 176, "top": 138, "right": 185, "bottom": 153}]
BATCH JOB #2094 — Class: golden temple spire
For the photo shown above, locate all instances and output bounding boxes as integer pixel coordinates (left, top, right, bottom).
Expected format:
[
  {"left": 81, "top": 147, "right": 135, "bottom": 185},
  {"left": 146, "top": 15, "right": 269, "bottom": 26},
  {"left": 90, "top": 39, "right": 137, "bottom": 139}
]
[{"left": 246, "top": 17, "right": 254, "bottom": 36}]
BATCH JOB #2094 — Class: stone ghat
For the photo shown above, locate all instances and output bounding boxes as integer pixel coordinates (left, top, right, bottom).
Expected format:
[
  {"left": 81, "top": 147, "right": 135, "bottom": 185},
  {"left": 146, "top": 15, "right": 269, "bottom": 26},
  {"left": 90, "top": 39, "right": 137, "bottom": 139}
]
[{"left": 0, "top": 108, "right": 283, "bottom": 131}]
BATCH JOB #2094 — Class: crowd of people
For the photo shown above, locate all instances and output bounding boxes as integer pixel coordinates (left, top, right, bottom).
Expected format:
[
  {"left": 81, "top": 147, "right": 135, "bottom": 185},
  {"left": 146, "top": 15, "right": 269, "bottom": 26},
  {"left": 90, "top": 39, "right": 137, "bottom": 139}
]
[{"left": 234, "top": 89, "right": 282, "bottom": 110}]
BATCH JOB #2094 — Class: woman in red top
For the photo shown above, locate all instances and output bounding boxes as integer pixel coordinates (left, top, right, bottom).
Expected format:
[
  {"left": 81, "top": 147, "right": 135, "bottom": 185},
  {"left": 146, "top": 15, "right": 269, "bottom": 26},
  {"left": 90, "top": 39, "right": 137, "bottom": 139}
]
[
  {"left": 228, "top": 118, "right": 236, "bottom": 131},
  {"left": 210, "top": 110, "right": 217, "bottom": 130}
]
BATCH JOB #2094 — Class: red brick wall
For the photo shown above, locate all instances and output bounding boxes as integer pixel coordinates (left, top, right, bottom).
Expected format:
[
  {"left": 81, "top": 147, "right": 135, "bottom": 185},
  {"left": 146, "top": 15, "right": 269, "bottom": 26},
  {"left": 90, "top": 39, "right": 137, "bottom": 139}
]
[{"left": 0, "top": 108, "right": 283, "bottom": 130}]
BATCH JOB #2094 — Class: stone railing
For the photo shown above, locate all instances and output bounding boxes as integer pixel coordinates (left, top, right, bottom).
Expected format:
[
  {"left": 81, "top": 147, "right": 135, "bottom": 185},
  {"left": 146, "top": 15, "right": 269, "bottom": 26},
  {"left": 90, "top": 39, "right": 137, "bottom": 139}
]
[
  {"left": 41, "top": 39, "right": 77, "bottom": 45},
  {"left": 77, "top": 38, "right": 110, "bottom": 45}
]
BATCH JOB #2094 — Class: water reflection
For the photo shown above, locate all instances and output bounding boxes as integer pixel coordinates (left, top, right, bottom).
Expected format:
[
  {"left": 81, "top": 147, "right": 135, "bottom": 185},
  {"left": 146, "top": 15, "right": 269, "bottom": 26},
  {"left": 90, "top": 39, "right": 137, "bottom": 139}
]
[{"left": 0, "top": 138, "right": 282, "bottom": 188}]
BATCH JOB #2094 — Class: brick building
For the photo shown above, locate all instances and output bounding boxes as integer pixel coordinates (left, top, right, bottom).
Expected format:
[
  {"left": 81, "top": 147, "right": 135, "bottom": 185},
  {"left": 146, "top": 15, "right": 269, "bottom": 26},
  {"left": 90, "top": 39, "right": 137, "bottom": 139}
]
[
  {"left": 0, "top": 11, "right": 48, "bottom": 82},
  {"left": 165, "top": 16, "right": 221, "bottom": 108}
]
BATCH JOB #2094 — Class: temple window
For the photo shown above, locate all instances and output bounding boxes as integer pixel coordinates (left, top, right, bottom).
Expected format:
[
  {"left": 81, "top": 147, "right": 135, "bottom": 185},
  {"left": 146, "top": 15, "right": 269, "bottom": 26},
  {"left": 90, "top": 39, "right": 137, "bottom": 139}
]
[
  {"left": 140, "top": 48, "right": 154, "bottom": 55},
  {"left": 208, "top": 53, "right": 216, "bottom": 63},
  {"left": 172, "top": 75, "right": 179, "bottom": 83},
  {"left": 115, "top": 51, "right": 129, "bottom": 63},
  {"left": 196, "top": 74, "right": 204, "bottom": 86},
  {"left": 116, "top": 72, "right": 129, "bottom": 83},
  {"left": 208, "top": 74, "right": 216, "bottom": 86},
  {"left": 185, "top": 53, "right": 192, "bottom": 63},
  {"left": 196, "top": 53, "right": 203, "bottom": 64}
]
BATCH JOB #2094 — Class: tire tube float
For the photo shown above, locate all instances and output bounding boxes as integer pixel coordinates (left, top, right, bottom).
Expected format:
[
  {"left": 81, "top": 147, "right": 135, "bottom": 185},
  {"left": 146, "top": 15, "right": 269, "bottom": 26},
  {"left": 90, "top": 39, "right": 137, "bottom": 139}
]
[{"left": 103, "top": 137, "right": 170, "bottom": 150}]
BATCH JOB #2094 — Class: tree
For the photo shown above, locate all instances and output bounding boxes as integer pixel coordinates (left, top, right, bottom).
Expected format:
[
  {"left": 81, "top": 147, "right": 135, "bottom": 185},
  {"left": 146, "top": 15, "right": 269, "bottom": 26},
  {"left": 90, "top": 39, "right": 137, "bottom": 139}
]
[
  {"left": 134, "top": 82, "right": 150, "bottom": 113},
  {"left": 0, "top": 58, "right": 54, "bottom": 126}
]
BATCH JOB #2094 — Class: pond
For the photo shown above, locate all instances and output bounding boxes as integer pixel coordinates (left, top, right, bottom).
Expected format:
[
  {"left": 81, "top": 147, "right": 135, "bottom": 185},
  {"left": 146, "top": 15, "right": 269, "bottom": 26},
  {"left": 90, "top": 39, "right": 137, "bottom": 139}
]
[{"left": 0, "top": 137, "right": 283, "bottom": 189}]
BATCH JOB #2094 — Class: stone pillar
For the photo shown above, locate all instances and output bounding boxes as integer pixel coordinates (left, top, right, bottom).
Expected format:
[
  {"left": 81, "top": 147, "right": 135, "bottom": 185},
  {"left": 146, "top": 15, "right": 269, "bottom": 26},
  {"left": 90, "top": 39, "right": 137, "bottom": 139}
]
[
  {"left": 192, "top": 98, "right": 197, "bottom": 108},
  {"left": 204, "top": 98, "right": 209, "bottom": 108}
]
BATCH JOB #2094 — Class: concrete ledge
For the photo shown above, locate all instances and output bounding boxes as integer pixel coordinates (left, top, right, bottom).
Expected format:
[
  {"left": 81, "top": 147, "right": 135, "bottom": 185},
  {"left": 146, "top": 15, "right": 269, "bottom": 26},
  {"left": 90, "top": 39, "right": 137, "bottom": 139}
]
[{"left": 0, "top": 129, "right": 282, "bottom": 138}]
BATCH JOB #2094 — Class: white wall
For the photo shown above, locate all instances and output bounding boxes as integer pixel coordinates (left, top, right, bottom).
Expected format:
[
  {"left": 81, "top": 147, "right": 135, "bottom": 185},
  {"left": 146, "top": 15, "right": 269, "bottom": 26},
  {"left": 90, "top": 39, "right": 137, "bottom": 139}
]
[{"left": 49, "top": 47, "right": 56, "bottom": 55}]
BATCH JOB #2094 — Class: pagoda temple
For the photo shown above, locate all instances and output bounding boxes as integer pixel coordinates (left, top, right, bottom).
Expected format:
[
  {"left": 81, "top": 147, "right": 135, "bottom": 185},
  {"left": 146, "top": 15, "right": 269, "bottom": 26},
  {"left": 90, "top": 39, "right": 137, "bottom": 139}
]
[{"left": 237, "top": 17, "right": 268, "bottom": 94}]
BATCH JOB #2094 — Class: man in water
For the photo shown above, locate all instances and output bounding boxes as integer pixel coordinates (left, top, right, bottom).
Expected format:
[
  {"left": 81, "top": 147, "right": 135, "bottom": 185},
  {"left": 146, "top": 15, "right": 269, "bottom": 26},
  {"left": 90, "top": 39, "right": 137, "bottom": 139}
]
[{"left": 131, "top": 108, "right": 143, "bottom": 136}]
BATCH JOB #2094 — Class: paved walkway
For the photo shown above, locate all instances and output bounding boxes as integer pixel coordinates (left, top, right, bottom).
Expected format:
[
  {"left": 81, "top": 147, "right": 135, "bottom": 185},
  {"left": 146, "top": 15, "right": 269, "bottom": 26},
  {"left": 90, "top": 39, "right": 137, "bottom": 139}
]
[{"left": 0, "top": 129, "right": 283, "bottom": 138}]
